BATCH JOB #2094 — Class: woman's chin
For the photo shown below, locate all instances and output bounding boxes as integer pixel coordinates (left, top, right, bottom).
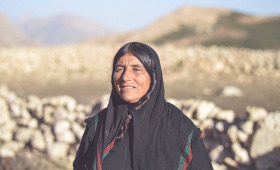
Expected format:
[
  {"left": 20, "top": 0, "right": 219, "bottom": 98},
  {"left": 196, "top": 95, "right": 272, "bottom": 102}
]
[{"left": 120, "top": 95, "right": 139, "bottom": 104}]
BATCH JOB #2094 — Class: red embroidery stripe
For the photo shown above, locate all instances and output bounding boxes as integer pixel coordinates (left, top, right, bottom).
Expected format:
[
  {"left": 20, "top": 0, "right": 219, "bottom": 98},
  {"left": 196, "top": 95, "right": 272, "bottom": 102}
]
[
  {"left": 104, "top": 139, "right": 116, "bottom": 155},
  {"left": 96, "top": 144, "right": 102, "bottom": 170},
  {"left": 183, "top": 144, "right": 193, "bottom": 170},
  {"left": 200, "top": 131, "right": 203, "bottom": 139}
]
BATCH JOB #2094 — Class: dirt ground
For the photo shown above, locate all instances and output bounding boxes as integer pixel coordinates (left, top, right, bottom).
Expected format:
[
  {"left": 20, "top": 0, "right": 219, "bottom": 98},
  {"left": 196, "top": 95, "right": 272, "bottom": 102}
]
[
  {"left": 2, "top": 73, "right": 279, "bottom": 119},
  {"left": 0, "top": 149, "right": 71, "bottom": 170}
]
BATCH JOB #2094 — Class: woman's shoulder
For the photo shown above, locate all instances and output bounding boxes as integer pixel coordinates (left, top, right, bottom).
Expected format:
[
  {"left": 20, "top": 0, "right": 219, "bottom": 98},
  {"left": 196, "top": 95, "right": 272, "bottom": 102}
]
[
  {"left": 164, "top": 102, "right": 200, "bottom": 131},
  {"left": 165, "top": 102, "right": 193, "bottom": 122},
  {"left": 84, "top": 108, "right": 107, "bottom": 124}
]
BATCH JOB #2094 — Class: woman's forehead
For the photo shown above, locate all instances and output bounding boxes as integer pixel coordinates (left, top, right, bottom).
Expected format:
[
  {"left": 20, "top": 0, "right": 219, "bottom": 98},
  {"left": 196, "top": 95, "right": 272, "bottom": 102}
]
[{"left": 116, "top": 53, "right": 143, "bottom": 66}]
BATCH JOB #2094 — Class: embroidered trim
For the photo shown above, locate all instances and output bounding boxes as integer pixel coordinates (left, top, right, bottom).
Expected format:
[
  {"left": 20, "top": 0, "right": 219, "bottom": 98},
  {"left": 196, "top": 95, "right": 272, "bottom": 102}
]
[
  {"left": 183, "top": 144, "right": 193, "bottom": 169},
  {"left": 103, "top": 139, "right": 117, "bottom": 159},
  {"left": 93, "top": 114, "right": 99, "bottom": 170},
  {"left": 178, "top": 130, "right": 194, "bottom": 170},
  {"left": 94, "top": 115, "right": 99, "bottom": 132},
  {"left": 96, "top": 144, "right": 102, "bottom": 170},
  {"left": 199, "top": 130, "right": 203, "bottom": 139}
]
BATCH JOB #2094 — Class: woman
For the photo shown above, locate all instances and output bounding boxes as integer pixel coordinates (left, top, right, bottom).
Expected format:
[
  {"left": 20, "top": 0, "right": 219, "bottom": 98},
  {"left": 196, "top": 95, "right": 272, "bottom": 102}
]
[{"left": 73, "top": 42, "right": 213, "bottom": 170}]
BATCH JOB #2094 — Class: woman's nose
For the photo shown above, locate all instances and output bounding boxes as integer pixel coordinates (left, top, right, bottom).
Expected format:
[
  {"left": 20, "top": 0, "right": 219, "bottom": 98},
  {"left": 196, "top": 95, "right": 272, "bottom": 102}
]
[{"left": 122, "top": 69, "right": 132, "bottom": 81}]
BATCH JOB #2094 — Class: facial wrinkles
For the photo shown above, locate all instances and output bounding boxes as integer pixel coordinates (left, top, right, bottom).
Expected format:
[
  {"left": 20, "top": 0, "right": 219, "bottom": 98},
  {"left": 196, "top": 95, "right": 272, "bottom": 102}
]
[{"left": 113, "top": 54, "right": 151, "bottom": 103}]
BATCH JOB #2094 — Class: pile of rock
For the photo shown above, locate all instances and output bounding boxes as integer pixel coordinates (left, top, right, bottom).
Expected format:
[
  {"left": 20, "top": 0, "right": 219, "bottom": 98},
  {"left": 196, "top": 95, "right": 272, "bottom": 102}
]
[
  {"left": 0, "top": 84, "right": 279, "bottom": 170},
  {"left": 168, "top": 99, "right": 280, "bottom": 170},
  {"left": 0, "top": 84, "right": 93, "bottom": 162}
]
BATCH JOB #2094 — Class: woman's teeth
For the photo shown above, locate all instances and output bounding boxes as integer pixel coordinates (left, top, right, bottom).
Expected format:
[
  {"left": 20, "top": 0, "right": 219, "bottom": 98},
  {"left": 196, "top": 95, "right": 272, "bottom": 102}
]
[{"left": 122, "top": 87, "right": 134, "bottom": 89}]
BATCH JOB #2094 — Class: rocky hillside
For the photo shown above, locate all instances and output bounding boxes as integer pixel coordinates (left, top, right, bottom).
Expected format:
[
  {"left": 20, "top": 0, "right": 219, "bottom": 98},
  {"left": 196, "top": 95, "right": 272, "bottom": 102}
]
[
  {"left": 0, "top": 85, "right": 279, "bottom": 170},
  {"left": 1, "top": 44, "right": 279, "bottom": 82},
  {"left": 0, "top": 13, "right": 33, "bottom": 47},
  {"left": 91, "top": 6, "right": 280, "bottom": 49}
]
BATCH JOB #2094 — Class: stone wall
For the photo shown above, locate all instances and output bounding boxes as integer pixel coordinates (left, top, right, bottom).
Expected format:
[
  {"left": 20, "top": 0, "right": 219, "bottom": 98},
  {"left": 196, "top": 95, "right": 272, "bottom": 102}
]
[
  {"left": 0, "top": 84, "right": 279, "bottom": 170},
  {"left": 0, "top": 45, "right": 279, "bottom": 83}
]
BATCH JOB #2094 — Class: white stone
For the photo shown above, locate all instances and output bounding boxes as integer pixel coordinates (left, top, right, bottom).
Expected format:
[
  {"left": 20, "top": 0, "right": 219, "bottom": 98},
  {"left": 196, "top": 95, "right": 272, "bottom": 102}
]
[
  {"left": 211, "top": 162, "right": 227, "bottom": 170},
  {"left": 72, "top": 122, "right": 85, "bottom": 140},
  {"left": 232, "top": 142, "right": 251, "bottom": 165},
  {"left": 54, "top": 106, "right": 68, "bottom": 120},
  {"left": 41, "top": 124, "right": 55, "bottom": 147},
  {"left": 56, "top": 129, "right": 76, "bottom": 144},
  {"left": 27, "top": 95, "right": 43, "bottom": 119},
  {"left": 196, "top": 101, "right": 216, "bottom": 120},
  {"left": 67, "top": 111, "right": 77, "bottom": 122},
  {"left": 9, "top": 103, "right": 21, "bottom": 117},
  {"left": 0, "top": 120, "right": 16, "bottom": 141},
  {"left": 224, "top": 157, "right": 239, "bottom": 168},
  {"left": 227, "top": 125, "right": 238, "bottom": 142},
  {"left": 64, "top": 96, "right": 77, "bottom": 111},
  {"left": 264, "top": 111, "right": 280, "bottom": 131},
  {"left": 0, "top": 147, "right": 15, "bottom": 157},
  {"left": 47, "top": 142, "right": 70, "bottom": 158},
  {"left": 0, "top": 97, "right": 10, "bottom": 125},
  {"left": 219, "top": 86, "right": 243, "bottom": 97},
  {"left": 237, "top": 130, "right": 249, "bottom": 143},
  {"left": 43, "top": 105, "right": 55, "bottom": 124},
  {"left": 200, "top": 119, "right": 215, "bottom": 130},
  {"left": 215, "top": 110, "right": 235, "bottom": 123},
  {"left": 215, "top": 121, "right": 225, "bottom": 132},
  {"left": 18, "top": 109, "right": 32, "bottom": 126},
  {"left": 28, "top": 118, "right": 39, "bottom": 128},
  {"left": 76, "top": 104, "right": 86, "bottom": 112},
  {"left": 209, "top": 144, "right": 228, "bottom": 163},
  {"left": 15, "top": 127, "right": 34, "bottom": 143},
  {"left": 30, "top": 129, "right": 47, "bottom": 151},
  {"left": 246, "top": 106, "right": 268, "bottom": 121},
  {"left": 241, "top": 120, "right": 254, "bottom": 135},
  {"left": 250, "top": 112, "right": 280, "bottom": 170},
  {"left": 54, "top": 120, "right": 71, "bottom": 135},
  {"left": 0, "top": 141, "right": 25, "bottom": 157}
]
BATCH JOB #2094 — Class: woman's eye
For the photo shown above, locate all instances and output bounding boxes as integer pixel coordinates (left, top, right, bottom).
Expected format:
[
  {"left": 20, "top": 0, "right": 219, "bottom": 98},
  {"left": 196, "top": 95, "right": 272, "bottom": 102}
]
[
  {"left": 133, "top": 68, "right": 141, "bottom": 72},
  {"left": 115, "top": 68, "right": 123, "bottom": 72}
]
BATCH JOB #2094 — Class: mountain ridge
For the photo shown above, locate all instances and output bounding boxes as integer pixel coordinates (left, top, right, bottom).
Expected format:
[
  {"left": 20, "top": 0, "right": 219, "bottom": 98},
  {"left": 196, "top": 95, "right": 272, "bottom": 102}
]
[
  {"left": 0, "top": 13, "right": 33, "bottom": 47},
  {"left": 15, "top": 14, "right": 114, "bottom": 46},
  {"left": 88, "top": 6, "right": 280, "bottom": 49}
]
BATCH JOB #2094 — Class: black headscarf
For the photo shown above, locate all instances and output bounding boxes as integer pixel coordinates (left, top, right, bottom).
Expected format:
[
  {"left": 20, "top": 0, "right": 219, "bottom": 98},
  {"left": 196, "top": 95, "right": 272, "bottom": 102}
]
[{"left": 73, "top": 42, "right": 213, "bottom": 170}]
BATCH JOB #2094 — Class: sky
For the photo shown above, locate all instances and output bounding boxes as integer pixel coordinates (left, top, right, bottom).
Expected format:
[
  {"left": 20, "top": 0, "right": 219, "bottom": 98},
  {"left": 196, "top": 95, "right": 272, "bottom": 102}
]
[{"left": 1, "top": 0, "right": 280, "bottom": 32}]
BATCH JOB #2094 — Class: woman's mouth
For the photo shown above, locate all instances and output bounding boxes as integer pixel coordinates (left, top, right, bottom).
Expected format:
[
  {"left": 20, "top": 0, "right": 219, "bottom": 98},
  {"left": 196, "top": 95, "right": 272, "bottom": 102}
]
[{"left": 123, "top": 86, "right": 134, "bottom": 89}]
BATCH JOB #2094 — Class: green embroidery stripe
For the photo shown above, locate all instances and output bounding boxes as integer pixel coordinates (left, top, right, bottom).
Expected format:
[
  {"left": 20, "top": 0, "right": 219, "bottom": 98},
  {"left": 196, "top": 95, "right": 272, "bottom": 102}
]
[
  {"left": 103, "top": 152, "right": 109, "bottom": 159},
  {"left": 93, "top": 159, "right": 97, "bottom": 170},
  {"left": 94, "top": 115, "right": 99, "bottom": 132},
  {"left": 178, "top": 130, "right": 194, "bottom": 170},
  {"left": 93, "top": 114, "right": 99, "bottom": 170}
]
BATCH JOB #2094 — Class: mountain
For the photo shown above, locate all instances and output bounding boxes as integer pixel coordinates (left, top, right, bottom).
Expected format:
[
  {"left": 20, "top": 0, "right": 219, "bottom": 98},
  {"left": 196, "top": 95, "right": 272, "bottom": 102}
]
[
  {"left": 15, "top": 14, "right": 113, "bottom": 46},
  {"left": 0, "top": 13, "right": 33, "bottom": 47},
  {"left": 90, "top": 6, "right": 280, "bottom": 49}
]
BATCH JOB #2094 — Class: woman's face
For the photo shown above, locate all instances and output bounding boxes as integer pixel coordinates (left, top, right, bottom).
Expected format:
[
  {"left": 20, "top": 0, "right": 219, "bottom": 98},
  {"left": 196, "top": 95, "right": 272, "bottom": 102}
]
[{"left": 113, "top": 53, "right": 151, "bottom": 103}]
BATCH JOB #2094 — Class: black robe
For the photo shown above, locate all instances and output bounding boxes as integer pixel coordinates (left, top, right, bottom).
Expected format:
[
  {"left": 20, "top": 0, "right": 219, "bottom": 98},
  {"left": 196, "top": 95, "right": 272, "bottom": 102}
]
[{"left": 73, "top": 45, "right": 213, "bottom": 170}]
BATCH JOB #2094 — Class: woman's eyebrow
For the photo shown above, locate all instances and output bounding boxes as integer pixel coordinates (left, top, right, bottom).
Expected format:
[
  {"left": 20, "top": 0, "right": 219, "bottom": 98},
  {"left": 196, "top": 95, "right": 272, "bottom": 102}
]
[
  {"left": 131, "top": 64, "right": 145, "bottom": 68},
  {"left": 115, "top": 64, "right": 144, "bottom": 68},
  {"left": 115, "top": 64, "right": 125, "bottom": 67}
]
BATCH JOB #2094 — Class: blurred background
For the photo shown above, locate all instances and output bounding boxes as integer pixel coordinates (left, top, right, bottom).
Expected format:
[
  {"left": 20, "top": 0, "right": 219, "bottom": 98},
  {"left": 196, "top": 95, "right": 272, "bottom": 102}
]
[{"left": 0, "top": 0, "right": 280, "bottom": 169}]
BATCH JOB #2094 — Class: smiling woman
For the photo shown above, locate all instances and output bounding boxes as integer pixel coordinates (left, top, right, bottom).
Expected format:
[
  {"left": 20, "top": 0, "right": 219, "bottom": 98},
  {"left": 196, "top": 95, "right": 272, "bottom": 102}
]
[
  {"left": 73, "top": 42, "right": 213, "bottom": 170},
  {"left": 113, "top": 53, "right": 151, "bottom": 103}
]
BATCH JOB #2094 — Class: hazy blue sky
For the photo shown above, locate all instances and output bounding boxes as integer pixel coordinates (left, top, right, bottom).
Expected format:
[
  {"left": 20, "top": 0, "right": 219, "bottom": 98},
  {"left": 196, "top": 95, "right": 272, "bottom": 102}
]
[{"left": 1, "top": 0, "right": 279, "bottom": 31}]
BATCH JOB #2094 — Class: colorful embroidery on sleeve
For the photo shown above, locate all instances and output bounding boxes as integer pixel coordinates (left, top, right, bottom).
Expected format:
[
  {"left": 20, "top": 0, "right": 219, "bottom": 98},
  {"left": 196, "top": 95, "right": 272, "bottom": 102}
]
[
  {"left": 103, "top": 139, "right": 117, "bottom": 159},
  {"left": 178, "top": 130, "right": 194, "bottom": 170}
]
